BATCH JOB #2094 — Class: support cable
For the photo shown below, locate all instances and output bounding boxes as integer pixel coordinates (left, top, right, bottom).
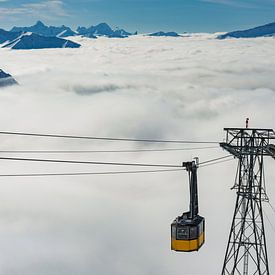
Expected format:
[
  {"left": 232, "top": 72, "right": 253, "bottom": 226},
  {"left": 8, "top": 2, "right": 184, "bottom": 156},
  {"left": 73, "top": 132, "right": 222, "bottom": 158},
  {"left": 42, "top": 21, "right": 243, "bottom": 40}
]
[
  {"left": 199, "top": 157, "right": 235, "bottom": 168},
  {"left": 0, "top": 155, "right": 234, "bottom": 178},
  {"left": 0, "top": 155, "right": 232, "bottom": 168},
  {"left": 198, "top": 155, "right": 232, "bottom": 165},
  {"left": 0, "top": 131, "right": 219, "bottom": 144},
  {"left": 0, "top": 168, "right": 184, "bottom": 178},
  {"left": 263, "top": 210, "right": 275, "bottom": 234},
  {"left": 268, "top": 201, "right": 275, "bottom": 213},
  {"left": 0, "top": 146, "right": 219, "bottom": 154},
  {"left": 0, "top": 156, "right": 182, "bottom": 168}
]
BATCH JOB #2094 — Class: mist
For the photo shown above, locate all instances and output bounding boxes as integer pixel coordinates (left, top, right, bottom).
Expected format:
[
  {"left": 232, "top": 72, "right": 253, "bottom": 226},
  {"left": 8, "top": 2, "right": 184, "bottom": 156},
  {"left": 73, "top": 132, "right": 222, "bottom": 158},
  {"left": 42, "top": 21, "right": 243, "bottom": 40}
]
[{"left": 0, "top": 34, "right": 275, "bottom": 275}]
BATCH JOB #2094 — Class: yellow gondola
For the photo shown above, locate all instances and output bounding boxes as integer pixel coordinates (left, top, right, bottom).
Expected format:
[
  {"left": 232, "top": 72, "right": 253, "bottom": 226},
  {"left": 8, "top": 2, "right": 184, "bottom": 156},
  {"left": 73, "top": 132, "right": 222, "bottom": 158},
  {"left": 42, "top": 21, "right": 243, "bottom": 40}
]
[{"left": 171, "top": 159, "right": 205, "bottom": 252}]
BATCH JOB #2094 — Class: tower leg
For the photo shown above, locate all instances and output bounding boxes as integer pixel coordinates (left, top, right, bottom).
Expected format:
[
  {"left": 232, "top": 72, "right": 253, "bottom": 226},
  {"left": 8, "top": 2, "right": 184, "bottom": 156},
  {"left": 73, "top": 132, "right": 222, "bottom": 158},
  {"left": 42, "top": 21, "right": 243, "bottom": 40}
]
[{"left": 221, "top": 154, "right": 269, "bottom": 275}]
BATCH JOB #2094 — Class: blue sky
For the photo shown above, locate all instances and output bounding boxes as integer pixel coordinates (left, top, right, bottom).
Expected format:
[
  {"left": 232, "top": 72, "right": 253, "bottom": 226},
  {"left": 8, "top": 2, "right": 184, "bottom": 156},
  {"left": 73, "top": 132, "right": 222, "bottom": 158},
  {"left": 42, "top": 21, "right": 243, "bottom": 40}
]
[{"left": 0, "top": 0, "right": 275, "bottom": 33}]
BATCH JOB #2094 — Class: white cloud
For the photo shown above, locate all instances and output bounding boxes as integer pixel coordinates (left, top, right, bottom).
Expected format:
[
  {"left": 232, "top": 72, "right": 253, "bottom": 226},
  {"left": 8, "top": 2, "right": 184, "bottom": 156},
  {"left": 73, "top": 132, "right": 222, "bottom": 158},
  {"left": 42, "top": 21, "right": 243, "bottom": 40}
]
[
  {"left": 200, "top": 0, "right": 265, "bottom": 8},
  {"left": 23, "top": 0, "right": 68, "bottom": 17},
  {"left": 0, "top": 0, "right": 68, "bottom": 20},
  {"left": 0, "top": 34, "right": 275, "bottom": 274}
]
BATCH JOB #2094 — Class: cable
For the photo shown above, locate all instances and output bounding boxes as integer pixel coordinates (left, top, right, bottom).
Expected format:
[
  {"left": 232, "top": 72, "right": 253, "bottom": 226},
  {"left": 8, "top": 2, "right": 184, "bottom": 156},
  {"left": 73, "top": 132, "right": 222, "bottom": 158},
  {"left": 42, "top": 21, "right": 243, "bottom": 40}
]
[
  {"left": 198, "top": 155, "right": 232, "bottom": 165},
  {"left": 0, "top": 146, "right": 219, "bottom": 154},
  {"left": 268, "top": 201, "right": 275, "bottom": 213},
  {"left": 0, "top": 159, "right": 234, "bottom": 177},
  {"left": 0, "top": 156, "right": 182, "bottom": 168},
  {"left": 0, "top": 131, "right": 219, "bottom": 144},
  {"left": 0, "top": 154, "right": 232, "bottom": 169},
  {"left": 263, "top": 210, "right": 275, "bottom": 234},
  {"left": 199, "top": 157, "right": 235, "bottom": 168},
  {"left": 0, "top": 154, "right": 234, "bottom": 177},
  {"left": 0, "top": 168, "right": 184, "bottom": 178}
]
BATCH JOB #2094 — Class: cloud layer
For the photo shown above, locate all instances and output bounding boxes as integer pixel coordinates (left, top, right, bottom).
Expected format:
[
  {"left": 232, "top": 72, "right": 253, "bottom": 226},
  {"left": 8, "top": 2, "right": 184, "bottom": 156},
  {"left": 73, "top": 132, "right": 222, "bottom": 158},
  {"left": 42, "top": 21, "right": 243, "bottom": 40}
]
[{"left": 0, "top": 34, "right": 275, "bottom": 274}]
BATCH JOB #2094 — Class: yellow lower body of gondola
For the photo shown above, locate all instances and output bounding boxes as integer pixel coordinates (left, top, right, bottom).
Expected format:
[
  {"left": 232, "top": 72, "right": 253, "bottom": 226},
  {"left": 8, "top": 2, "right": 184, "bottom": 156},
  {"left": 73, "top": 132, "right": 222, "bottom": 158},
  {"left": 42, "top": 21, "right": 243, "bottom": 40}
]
[{"left": 171, "top": 232, "right": 205, "bottom": 252}]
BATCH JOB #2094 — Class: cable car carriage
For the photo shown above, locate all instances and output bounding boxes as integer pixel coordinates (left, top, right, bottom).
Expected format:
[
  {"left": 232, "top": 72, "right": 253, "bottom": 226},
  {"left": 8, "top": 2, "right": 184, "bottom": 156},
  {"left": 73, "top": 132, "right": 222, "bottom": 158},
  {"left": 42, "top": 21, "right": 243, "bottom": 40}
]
[{"left": 171, "top": 159, "right": 205, "bottom": 252}]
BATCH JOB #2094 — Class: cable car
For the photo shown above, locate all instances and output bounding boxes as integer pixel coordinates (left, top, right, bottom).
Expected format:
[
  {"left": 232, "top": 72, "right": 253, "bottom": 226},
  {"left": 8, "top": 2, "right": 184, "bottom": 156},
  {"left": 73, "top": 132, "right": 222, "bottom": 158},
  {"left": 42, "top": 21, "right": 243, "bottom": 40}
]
[{"left": 171, "top": 159, "right": 205, "bottom": 252}]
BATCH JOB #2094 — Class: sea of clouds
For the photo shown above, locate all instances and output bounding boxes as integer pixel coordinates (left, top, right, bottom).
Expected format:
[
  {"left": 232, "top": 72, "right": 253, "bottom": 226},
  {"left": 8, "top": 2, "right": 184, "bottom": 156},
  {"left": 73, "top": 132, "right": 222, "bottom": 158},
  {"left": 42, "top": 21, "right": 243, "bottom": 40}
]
[{"left": 0, "top": 34, "right": 274, "bottom": 275}]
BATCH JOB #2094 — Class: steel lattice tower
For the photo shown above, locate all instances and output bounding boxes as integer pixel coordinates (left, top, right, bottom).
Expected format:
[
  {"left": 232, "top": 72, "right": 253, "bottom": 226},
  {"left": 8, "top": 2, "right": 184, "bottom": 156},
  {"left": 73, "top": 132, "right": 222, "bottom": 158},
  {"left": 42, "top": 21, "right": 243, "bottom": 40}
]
[{"left": 220, "top": 127, "right": 275, "bottom": 275}]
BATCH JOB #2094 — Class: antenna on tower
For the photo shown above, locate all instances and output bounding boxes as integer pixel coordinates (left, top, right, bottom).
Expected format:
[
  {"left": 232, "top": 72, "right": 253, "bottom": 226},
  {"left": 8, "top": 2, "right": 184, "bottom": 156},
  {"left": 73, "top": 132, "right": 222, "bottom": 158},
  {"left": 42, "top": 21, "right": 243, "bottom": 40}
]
[{"left": 245, "top": 118, "right": 249, "bottom": 128}]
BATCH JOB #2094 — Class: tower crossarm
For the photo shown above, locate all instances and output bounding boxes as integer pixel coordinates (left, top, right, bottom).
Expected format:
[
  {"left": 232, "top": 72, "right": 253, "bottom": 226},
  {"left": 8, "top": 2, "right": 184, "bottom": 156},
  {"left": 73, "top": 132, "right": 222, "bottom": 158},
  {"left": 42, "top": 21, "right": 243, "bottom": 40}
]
[{"left": 220, "top": 128, "right": 275, "bottom": 159}]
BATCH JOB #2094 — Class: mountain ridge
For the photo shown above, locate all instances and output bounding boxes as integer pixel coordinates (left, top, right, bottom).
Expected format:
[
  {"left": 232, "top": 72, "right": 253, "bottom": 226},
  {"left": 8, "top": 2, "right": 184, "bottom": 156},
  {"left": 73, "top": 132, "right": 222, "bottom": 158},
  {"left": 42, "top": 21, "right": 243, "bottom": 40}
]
[
  {"left": 11, "top": 21, "right": 76, "bottom": 38},
  {"left": 148, "top": 31, "right": 181, "bottom": 37},
  {"left": 218, "top": 22, "right": 275, "bottom": 39},
  {"left": 77, "top": 22, "right": 135, "bottom": 38},
  {"left": 0, "top": 28, "right": 22, "bottom": 44},
  {"left": 3, "top": 33, "right": 81, "bottom": 50}
]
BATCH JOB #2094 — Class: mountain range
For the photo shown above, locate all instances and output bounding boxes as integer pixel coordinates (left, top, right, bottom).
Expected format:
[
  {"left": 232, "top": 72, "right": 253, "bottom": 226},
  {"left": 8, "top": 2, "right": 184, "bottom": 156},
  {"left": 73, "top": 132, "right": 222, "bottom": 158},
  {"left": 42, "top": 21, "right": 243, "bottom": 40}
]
[
  {"left": 10, "top": 21, "right": 136, "bottom": 39},
  {"left": 77, "top": 23, "right": 136, "bottom": 38},
  {"left": 1, "top": 21, "right": 275, "bottom": 50},
  {"left": 0, "top": 21, "right": 138, "bottom": 50},
  {"left": 218, "top": 22, "right": 275, "bottom": 39},
  {"left": 11, "top": 21, "right": 76, "bottom": 38},
  {"left": 2, "top": 21, "right": 185, "bottom": 41},
  {"left": 1, "top": 22, "right": 81, "bottom": 50},
  {"left": 0, "top": 69, "right": 18, "bottom": 87}
]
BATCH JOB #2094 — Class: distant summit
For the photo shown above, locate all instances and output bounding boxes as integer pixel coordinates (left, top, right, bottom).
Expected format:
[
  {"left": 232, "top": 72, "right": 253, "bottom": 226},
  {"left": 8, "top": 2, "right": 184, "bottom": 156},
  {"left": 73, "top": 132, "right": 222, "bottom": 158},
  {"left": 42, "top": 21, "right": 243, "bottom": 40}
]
[
  {"left": 110, "top": 28, "right": 133, "bottom": 38},
  {"left": 10, "top": 21, "right": 76, "bottom": 38},
  {"left": 3, "top": 33, "right": 81, "bottom": 50},
  {"left": 77, "top": 23, "right": 135, "bottom": 38},
  {"left": 148, "top": 31, "right": 181, "bottom": 37},
  {"left": 76, "top": 26, "right": 97, "bottom": 38},
  {"left": 0, "top": 69, "right": 18, "bottom": 87},
  {"left": 77, "top": 23, "right": 113, "bottom": 37},
  {"left": 218, "top": 22, "right": 275, "bottom": 39}
]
